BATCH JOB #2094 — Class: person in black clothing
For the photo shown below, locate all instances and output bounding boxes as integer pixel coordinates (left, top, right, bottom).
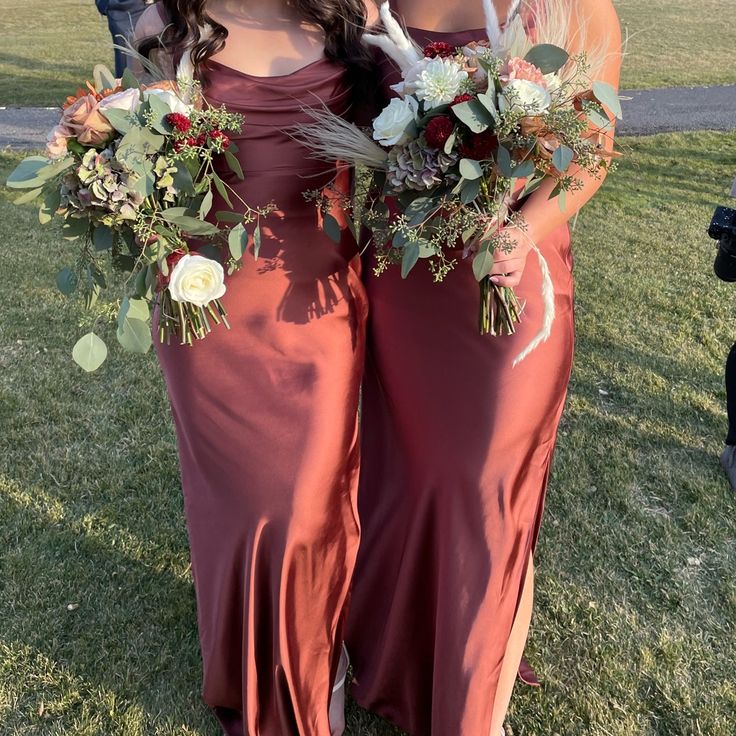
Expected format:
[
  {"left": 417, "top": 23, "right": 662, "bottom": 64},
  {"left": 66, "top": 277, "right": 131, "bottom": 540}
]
[
  {"left": 96, "top": 0, "right": 156, "bottom": 77},
  {"left": 710, "top": 179, "right": 736, "bottom": 489}
]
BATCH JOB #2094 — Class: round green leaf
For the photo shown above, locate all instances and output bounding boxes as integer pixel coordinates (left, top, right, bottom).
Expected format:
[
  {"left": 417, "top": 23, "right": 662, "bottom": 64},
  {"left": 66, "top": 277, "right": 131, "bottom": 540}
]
[
  {"left": 524, "top": 44, "right": 570, "bottom": 74},
  {"left": 56, "top": 267, "right": 78, "bottom": 296},
  {"left": 401, "top": 242, "right": 420, "bottom": 279},
  {"left": 592, "top": 81, "right": 623, "bottom": 120},
  {"left": 72, "top": 332, "right": 108, "bottom": 372},
  {"left": 117, "top": 317, "right": 152, "bottom": 354},
  {"left": 459, "top": 158, "right": 484, "bottom": 181},
  {"left": 473, "top": 247, "right": 494, "bottom": 282},
  {"left": 322, "top": 213, "right": 342, "bottom": 244}
]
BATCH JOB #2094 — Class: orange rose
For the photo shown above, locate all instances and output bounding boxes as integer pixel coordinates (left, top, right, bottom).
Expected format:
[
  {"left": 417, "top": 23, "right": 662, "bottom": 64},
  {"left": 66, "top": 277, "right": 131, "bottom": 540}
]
[{"left": 61, "top": 94, "right": 114, "bottom": 147}]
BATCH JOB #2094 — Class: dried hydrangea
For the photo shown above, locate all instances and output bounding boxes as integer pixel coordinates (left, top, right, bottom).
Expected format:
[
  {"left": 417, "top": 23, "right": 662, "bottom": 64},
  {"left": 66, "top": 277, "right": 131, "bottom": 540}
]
[{"left": 387, "top": 139, "right": 458, "bottom": 191}]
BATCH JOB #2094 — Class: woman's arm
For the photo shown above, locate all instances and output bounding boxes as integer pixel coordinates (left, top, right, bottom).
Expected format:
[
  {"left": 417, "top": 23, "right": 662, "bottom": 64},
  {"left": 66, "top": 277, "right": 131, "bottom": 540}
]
[{"left": 490, "top": 0, "right": 623, "bottom": 288}]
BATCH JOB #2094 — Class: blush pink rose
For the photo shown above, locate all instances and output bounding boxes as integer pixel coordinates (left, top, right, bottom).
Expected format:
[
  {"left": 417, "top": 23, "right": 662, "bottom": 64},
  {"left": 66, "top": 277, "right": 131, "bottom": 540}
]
[
  {"left": 499, "top": 57, "right": 547, "bottom": 89},
  {"left": 46, "top": 124, "right": 73, "bottom": 158},
  {"left": 61, "top": 94, "right": 115, "bottom": 147}
]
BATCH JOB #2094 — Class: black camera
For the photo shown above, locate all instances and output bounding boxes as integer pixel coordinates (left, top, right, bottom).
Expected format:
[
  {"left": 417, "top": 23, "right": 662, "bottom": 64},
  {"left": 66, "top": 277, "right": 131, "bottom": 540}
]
[{"left": 710, "top": 206, "right": 736, "bottom": 282}]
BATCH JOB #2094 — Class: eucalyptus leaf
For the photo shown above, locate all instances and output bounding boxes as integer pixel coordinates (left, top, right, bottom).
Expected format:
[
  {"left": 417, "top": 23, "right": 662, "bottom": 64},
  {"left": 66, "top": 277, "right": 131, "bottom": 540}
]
[
  {"left": 513, "top": 159, "right": 536, "bottom": 179},
  {"left": 524, "top": 44, "right": 569, "bottom": 74},
  {"left": 145, "top": 93, "right": 173, "bottom": 134},
  {"left": 117, "top": 317, "right": 152, "bottom": 354},
  {"left": 592, "top": 81, "right": 623, "bottom": 120},
  {"left": 552, "top": 144, "right": 575, "bottom": 173},
  {"left": 100, "top": 107, "right": 137, "bottom": 134},
  {"left": 452, "top": 100, "right": 494, "bottom": 134},
  {"left": 56, "top": 267, "right": 78, "bottom": 296},
  {"left": 14, "top": 186, "right": 43, "bottom": 205},
  {"left": 401, "top": 242, "right": 420, "bottom": 279},
  {"left": 93, "top": 224, "right": 114, "bottom": 251},
  {"left": 62, "top": 217, "right": 89, "bottom": 240},
  {"left": 228, "top": 222, "right": 248, "bottom": 260},
  {"left": 473, "top": 246, "right": 494, "bottom": 282},
  {"left": 172, "top": 162, "right": 196, "bottom": 195},
  {"left": 215, "top": 210, "right": 244, "bottom": 223},
  {"left": 322, "top": 213, "right": 342, "bottom": 243},
  {"left": 6, "top": 156, "right": 49, "bottom": 189},
  {"left": 417, "top": 239, "right": 435, "bottom": 258},
  {"left": 477, "top": 92, "right": 499, "bottom": 121},
  {"left": 459, "top": 158, "right": 483, "bottom": 181},
  {"left": 212, "top": 173, "right": 233, "bottom": 208},
  {"left": 253, "top": 224, "right": 262, "bottom": 259},
  {"left": 199, "top": 190, "right": 213, "bottom": 219},
  {"left": 161, "top": 213, "right": 220, "bottom": 236},
  {"left": 444, "top": 131, "right": 457, "bottom": 155},
  {"left": 460, "top": 178, "right": 481, "bottom": 205},
  {"left": 72, "top": 332, "right": 108, "bottom": 372},
  {"left": 496, "top": 146, "right": 514, "bottom": 178},
  {"left": 132, "top": 171, "right": 155, "bottom": 198},
  {"left": 93, "top": 63, "right": 116, "bottom": 93},
  {"left": 224, "top": 149, "right": 244, "bottom": 180},
  {"left": 120, "top": 67, "right": 140, "bottom": 90},
  {"left": 39, "top": 188, "right": 61, "bottom": 224}
]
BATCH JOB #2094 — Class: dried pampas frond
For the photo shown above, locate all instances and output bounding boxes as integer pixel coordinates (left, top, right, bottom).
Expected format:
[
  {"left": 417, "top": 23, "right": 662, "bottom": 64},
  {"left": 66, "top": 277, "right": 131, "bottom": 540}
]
[
  {"left": 523, "top": 0, "right": 612, "bottom": 81},
  {"left": 291, "top": 107, "right": 389, "bottom": 170},
  {"left": 363, "top": 2, "right": 423, "bottom": 71}
]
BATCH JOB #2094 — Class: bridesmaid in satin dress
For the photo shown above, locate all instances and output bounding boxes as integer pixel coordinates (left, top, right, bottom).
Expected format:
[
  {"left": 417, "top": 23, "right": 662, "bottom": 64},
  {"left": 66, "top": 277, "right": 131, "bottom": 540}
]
[
  {"left": 137, "top": 1, "right": 376, "bottom": 733},
  {"left": 347, "top": 1, "right": 622, "bottom": 734}
]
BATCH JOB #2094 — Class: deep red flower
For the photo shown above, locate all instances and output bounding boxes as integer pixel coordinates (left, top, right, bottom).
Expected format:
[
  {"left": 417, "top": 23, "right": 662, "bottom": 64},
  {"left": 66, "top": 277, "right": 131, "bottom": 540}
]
[
  {"left": 157, "top": 248, "right": 188, "bottom": 289},
  {"left": 459, "top": 129, "right": 498, "bottom": 160},
  {"left": 451, "top": 93, "right": 474, "bottom": 106},
  {"left": 423, "top": 41, "right": 455, "bottom": 58},
  {"left": 196, "top": 132, "right": 207, "bottom": 147},
  {"left": 424, "top": 115, "right": 455, "bottom": 149},
  {"left": 166, "top": 112, "right": 192, "bottom": 133},
  {"left": 208, "top": 129, "right": 230, "bottom": 150}
]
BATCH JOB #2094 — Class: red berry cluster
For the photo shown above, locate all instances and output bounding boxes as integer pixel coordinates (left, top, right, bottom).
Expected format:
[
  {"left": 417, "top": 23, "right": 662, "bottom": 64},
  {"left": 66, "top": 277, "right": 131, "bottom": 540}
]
[
  {"left": 451, "top": 93, "right": 474, "bottom": 106},
  {"left": 166, "top": 112, "right": 192, "bottom": 133},
  {"left": 423, "top": 41, "right": 455, "bottom": 58},
  {"left": 424, "top": 115, "right": 455, "bottom": 149},
  {"left": 172, "top": 130, "right": 231, "bottom": 153}
]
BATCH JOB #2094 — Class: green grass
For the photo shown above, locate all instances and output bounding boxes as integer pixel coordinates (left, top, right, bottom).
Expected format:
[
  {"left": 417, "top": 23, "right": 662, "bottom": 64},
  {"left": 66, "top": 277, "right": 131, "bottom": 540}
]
[
  {"left": 1, "top": 132, "right": 736, "bottom": 734},
  {"left": 0, "top": 0, "right": 734, "bottom": 106},
  {"left": 614, "top": 0, "right": 736, "bottom": 89}
]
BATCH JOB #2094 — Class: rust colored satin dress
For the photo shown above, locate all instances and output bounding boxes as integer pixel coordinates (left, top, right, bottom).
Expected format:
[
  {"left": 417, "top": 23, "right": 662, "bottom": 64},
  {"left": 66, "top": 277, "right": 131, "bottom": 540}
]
[
  {"left": 156, "top": 57, "right": 367, "bottom": 736},
  {"left": 346, "top": 16, "right": 575, "bottom": 736}
]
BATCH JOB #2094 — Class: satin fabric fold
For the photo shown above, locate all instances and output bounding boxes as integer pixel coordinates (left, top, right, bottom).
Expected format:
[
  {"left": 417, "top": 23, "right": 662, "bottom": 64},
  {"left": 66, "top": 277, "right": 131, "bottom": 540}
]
[
  {"left": 346, "top": 18, "right": 575, "bottom": 736},
  {"left": 157, "top": 58, "right": 367, "bottom": 736}
]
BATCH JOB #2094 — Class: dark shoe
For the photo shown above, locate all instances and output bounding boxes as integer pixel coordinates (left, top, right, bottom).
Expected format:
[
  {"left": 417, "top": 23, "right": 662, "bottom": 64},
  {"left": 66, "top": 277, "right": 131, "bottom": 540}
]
[{"left": 720, "top": 445, "right": 736, "bottom": 490}]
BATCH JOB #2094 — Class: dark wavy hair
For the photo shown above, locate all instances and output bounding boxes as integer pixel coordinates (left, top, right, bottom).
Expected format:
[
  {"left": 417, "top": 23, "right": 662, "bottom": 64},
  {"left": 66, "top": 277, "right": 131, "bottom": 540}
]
[{"left": 139, "top": 0, "right": 373, "bottom": 82}]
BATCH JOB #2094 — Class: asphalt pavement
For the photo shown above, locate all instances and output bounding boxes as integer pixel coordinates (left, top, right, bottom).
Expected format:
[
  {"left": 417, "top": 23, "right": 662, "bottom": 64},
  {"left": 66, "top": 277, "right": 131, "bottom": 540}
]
[{"left": 1, "top": 85, "right": 735, "bottom": 149}]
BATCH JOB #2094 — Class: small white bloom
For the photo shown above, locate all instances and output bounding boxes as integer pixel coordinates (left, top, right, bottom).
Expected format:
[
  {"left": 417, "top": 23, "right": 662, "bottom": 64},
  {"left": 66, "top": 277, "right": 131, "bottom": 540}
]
[
  {"left": 98, "top": 88, "right": 141, "bottom": 118},
  {"left": 372, "top": 96, "right": 419, "bottom": 146},
  {"left": 544, "top": 73, "right": 562, "bottom": 99},
  {"left": 143, "top": 88, "right": 193, "bottom": 115},
  {"left": 500, "top": 79, "right": 551, "bottom": 115},
  {"left": 168, "top": 254, "right": 226, "bottom": 307},
  {"left": 414, "top": 57, "right": 468, "bottom": 109}
]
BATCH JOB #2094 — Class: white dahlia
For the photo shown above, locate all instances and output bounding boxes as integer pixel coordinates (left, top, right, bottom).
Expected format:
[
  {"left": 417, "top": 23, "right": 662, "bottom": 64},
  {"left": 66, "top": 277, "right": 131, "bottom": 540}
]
[{"left": 414, "top": 58, "right": 468, "bottom": 110}]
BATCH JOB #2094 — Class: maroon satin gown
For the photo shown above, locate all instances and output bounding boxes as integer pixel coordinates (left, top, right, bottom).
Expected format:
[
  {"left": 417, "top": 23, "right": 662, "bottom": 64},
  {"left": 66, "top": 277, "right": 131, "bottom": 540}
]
[
  {"left": 156, "top": 57, "right": 367, "bottom": 736},
  {"left": 346, "top": 15, "right": 575, "bottom": 736}
]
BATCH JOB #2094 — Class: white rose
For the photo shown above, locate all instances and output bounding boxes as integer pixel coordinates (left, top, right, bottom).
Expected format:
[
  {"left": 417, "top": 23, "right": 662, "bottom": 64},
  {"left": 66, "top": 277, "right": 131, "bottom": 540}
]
[
  {"left": 168, "top": 254, "right": 226, "bottom": 307},
  {"left": 372, "top": 96, "right": 419, "bottom": 146},
  {"left": 143, "top": 88, "right": 193, "bottom": 115},
  {"left": 500, "top": 79, "right": 552, "bottom": 115},
  {"left": 98, "top": 88, "right": 141, "bottom": 119},
  {"left": 414, "top": 57, "right": 468, "bottom": 109}
]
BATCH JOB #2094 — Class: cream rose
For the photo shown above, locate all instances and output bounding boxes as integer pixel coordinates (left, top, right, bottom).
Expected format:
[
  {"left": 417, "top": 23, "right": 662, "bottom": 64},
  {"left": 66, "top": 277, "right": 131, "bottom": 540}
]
[
  {"left": 98, "top": 88, "right": 141, "bottom": 119},
  {"left": 168, "top": 254, "right": 226, "bottom": 307},
  {"left": 143, "top": 88, "right": 193, "bottom": 115},
  {"left": 372, "top": 96, "right": 419, "bottom": 146},
  {"left": 500, "top": 79, "right": 552, "bottom": 115}
]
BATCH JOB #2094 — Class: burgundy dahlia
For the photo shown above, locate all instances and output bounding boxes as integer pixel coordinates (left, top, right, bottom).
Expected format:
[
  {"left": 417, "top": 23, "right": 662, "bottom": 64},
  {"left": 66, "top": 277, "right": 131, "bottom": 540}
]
[
  {"left": 424, "top": 115, "right": 455, "bottom": 149},
  {"left": 423, "top": 41, "right": 455, "bottom": 58},
  {"left": 459, "top": 130, "right": 498, "bottom": 160}
]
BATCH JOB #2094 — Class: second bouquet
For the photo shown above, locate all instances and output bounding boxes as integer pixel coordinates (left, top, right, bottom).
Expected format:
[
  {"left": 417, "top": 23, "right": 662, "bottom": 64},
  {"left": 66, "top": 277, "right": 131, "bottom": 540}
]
[{"left": 296, "top": 0, "right": 621, "bottom": 359}]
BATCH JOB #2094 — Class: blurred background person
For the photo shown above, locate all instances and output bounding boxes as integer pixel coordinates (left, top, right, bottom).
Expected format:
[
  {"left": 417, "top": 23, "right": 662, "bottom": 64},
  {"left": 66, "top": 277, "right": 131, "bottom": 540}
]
[
  {"left": 709, "top": 179, "right": 736, "bottom": 489},
  {"left": 95, "top": 0, "right": 156, "bottom": 76}
]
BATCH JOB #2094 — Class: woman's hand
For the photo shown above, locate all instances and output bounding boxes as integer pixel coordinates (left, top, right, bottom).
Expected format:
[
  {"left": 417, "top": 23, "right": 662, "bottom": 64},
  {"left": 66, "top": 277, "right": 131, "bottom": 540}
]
[{"left": 489, "top": 227, "right": 532, "bottom": 288}]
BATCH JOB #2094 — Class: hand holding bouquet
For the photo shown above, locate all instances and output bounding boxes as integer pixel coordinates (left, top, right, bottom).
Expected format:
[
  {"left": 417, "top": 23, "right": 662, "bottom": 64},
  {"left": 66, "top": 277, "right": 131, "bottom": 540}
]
[
  {"left": 296, "top": 0, "right": 621, "bottom": 362},
  {"left": 7, "top": 63, "right": 274, "bottom": 371}
]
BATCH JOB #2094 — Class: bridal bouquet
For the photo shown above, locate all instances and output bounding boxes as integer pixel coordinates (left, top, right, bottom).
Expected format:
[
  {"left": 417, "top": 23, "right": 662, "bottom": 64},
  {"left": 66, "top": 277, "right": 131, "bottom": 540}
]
[
  {"left": 297, "top": 0, "right": 620, "bottom": 358},
  {"left": 6, "top": 64, "right": 273, "bottom": 371}
]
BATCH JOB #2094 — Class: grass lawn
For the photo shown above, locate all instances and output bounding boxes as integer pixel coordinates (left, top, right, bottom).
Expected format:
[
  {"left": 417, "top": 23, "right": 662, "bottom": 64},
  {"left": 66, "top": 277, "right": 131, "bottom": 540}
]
[
  {"left": 0, "top": 0, "right": 735, "bottom": 107},
  {"left": 1, "top": 131, "right": 736, "bottom": 735}
]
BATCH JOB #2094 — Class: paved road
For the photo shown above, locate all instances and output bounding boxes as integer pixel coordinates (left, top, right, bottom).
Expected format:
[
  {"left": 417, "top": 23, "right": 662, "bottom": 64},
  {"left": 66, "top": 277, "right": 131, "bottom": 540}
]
[{"left": 1, "top": 85, "right": 735, "bottom": 148}]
